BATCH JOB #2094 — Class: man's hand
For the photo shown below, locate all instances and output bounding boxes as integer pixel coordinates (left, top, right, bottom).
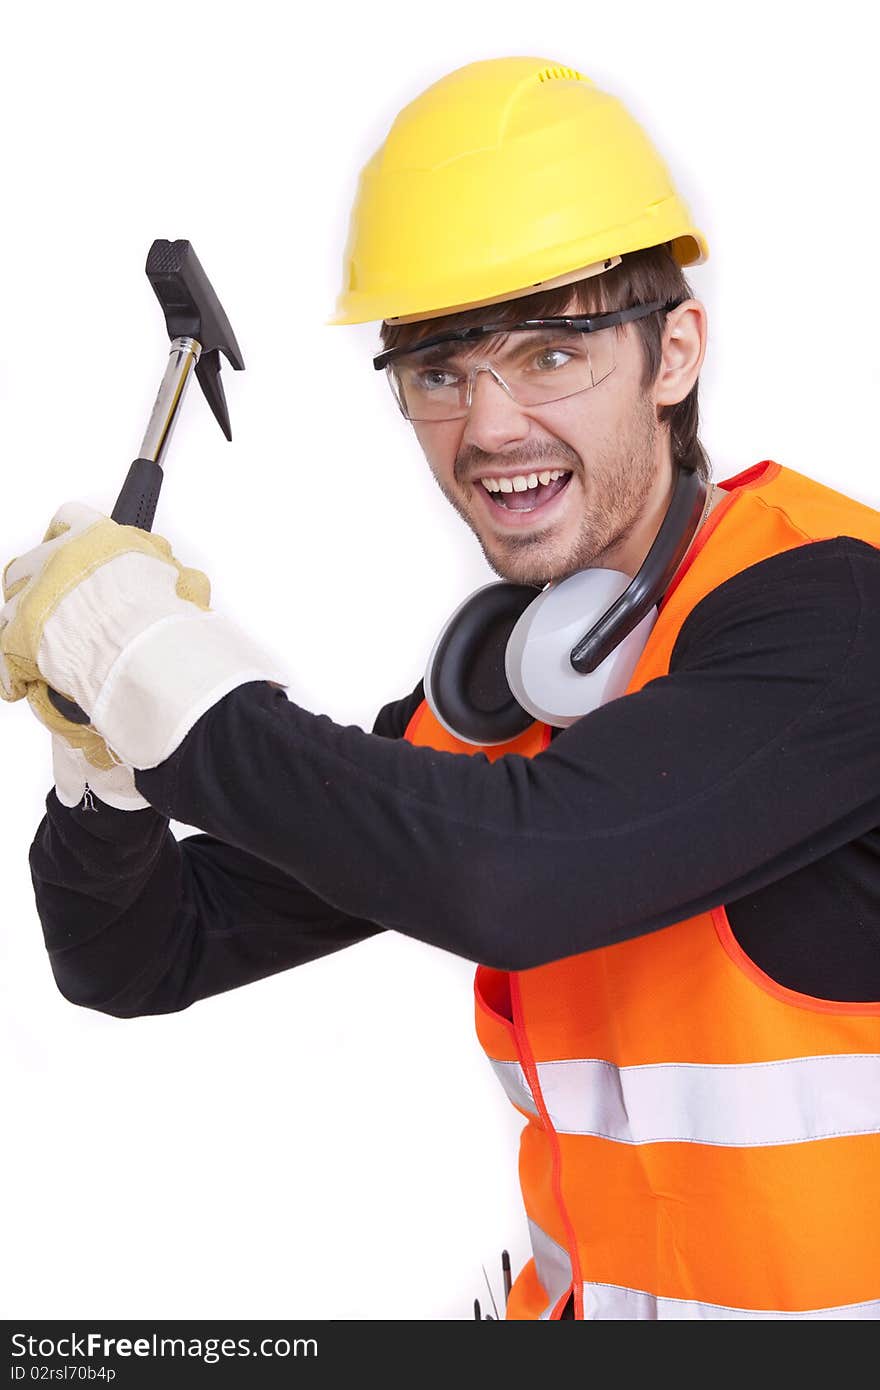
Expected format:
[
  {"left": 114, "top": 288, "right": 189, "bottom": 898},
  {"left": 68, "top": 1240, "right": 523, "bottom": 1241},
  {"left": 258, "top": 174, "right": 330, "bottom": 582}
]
[
  {"left": 0, "top": 502, "right": 210, "bottom": 769},
  {"left": 1, "top": 501, "right": 288, "bottom": 770}
]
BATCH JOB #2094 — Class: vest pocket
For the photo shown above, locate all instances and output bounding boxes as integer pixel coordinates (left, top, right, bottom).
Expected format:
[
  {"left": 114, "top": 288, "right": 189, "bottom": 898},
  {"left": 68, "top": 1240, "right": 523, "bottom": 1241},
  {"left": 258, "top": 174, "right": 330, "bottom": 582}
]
[
  {"left": 474, "top": 965, "right": 520, "bottom": 1067},
  {"left": 475, "top": 964, "right": 513, "bottom": 1021}
]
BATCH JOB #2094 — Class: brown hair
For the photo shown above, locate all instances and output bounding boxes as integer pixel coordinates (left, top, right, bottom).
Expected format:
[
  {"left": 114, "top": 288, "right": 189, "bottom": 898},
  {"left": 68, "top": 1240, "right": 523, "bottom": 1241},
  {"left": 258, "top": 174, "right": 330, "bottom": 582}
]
[{"left": 379, "top": 244, "right": 711, "bottom": 481}]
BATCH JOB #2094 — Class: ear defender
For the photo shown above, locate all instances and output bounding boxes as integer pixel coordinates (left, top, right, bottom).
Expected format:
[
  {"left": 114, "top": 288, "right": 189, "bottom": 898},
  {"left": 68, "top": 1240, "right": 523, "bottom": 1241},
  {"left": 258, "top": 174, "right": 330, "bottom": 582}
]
[
  {"left": 424, "top": 581, "right": 541, "bottom": 745},
  {"left": 424, "top": 466, "right": 708, "bottom": 745}
]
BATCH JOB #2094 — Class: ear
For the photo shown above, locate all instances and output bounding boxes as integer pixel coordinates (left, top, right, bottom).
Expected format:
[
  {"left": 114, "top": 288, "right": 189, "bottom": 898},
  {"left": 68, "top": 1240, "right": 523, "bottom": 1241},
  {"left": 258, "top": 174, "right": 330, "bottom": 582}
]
[{"left": 653, "top": 299, "right": 708, "bottom": 408}]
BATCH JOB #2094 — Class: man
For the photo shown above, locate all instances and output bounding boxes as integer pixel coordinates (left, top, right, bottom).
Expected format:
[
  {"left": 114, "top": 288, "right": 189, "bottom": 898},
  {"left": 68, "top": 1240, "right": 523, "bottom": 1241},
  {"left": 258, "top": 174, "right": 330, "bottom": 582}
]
[{"left": 2, "top": 57, "right": 880, "bottom": 1320}]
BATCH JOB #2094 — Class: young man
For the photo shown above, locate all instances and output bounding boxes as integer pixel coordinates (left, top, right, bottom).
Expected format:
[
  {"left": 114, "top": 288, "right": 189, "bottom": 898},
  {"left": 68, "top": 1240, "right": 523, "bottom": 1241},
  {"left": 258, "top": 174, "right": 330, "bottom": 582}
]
[{"left": 3, "top": 57, "right": 880, "bottom": 1320}]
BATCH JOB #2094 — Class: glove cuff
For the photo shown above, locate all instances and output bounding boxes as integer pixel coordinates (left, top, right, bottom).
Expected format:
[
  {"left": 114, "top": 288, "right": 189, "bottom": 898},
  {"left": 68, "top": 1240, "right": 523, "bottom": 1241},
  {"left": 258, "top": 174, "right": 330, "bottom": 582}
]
[
  {"left": 52, "top": 736, "right": 150, "bottom": 812},
  {"left": 91, "top": 609, "right": 289, "bottom": 769}
]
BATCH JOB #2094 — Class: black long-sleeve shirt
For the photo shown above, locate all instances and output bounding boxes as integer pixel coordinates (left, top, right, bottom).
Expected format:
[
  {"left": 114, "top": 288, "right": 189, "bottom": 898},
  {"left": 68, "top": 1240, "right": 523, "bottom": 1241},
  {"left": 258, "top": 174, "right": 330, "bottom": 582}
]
[{"left": 29, "top": 537, "right": 880, "bottom": 1014}]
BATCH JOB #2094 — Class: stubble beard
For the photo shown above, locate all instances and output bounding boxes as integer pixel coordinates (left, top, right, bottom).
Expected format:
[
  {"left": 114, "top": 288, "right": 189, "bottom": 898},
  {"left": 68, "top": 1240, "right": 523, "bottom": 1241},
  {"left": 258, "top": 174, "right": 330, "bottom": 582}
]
[{"left": 437, "top": 393, "right": 661, "bottom": 587}]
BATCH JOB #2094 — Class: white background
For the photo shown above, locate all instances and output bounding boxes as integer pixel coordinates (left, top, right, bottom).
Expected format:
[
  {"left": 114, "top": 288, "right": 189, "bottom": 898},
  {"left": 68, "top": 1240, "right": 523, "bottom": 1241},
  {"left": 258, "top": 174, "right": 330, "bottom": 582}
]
[{"left": 1, "top": 0, "right": 878, "bottom": 1322}]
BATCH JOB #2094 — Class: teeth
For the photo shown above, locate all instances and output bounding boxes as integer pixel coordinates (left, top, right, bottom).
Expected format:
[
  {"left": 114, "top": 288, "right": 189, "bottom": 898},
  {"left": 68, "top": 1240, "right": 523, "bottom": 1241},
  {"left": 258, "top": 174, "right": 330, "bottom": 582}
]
[
  {"left": 480, "top": 468, "right": 570, "bottom": 493},
  {"left": 478, "top": 468, "right": 573, "bottom": 515}
]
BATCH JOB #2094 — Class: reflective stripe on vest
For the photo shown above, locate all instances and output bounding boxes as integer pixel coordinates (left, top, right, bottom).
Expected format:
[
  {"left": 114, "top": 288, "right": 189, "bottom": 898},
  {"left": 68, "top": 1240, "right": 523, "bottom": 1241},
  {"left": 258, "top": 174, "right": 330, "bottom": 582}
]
[
  {"left": 490, "top": 1052, "right": 880, "bottom": 1145},
  {"left": 406, "top": 462, "right": 880, "bottom": 1319},
  {"left": 528, "top": 1219, "right": 572, "bottom": 1320},
  {"left": 578, "top": 1284, "right": 880, "bottom": 1320}
]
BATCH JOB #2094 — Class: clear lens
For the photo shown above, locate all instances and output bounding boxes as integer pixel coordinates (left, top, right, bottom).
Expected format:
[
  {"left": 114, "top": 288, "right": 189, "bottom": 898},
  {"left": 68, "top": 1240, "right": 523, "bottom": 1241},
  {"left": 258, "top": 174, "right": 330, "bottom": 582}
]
[{"left": 388, "top": 327, "right": 617, "bottom": 421}]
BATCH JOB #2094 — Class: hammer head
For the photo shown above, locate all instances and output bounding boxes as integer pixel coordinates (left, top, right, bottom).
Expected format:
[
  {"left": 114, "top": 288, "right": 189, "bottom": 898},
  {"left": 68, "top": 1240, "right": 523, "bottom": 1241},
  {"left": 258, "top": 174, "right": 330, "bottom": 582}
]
[{"left": 146, "top": 239, "right": 244, "bottom": 440}]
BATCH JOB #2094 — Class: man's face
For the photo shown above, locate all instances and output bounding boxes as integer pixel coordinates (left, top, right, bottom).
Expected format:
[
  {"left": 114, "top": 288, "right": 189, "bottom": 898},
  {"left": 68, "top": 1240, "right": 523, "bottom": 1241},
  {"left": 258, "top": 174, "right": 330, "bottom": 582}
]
[{"left": 411, "top": 312, "right": 663, "bottom": 587}]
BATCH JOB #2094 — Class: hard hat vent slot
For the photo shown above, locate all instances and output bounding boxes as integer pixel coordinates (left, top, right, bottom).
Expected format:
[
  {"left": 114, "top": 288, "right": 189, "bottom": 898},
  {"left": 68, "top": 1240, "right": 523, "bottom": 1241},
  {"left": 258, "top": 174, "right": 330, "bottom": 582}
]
[{"left": 537, "top": 66, "right": 587, "bottom": 83}]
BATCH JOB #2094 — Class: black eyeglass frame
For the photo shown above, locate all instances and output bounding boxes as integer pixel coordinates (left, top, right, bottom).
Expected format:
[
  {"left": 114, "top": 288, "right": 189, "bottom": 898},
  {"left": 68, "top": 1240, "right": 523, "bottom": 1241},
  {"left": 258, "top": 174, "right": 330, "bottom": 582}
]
[{"left": 372, "top": 298, "right": 684, "bottom": 371}]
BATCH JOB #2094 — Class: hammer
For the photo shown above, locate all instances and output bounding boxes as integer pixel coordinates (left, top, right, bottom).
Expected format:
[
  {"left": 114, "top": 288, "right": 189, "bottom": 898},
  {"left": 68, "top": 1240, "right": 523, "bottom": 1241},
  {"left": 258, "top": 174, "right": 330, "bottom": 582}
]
[{"left": 47, "top": 239, "right": 244, "bottom": 724}]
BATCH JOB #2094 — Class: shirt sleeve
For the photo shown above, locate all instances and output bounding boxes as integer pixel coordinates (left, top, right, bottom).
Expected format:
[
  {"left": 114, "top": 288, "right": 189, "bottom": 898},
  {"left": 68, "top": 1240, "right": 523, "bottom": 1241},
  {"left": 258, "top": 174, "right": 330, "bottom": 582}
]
[
  {"left": 134, "top": 538, "right": 880, "bottom": 973},
  {"left": 28, "top": 688, "right": 423, "bottom": 1017}
]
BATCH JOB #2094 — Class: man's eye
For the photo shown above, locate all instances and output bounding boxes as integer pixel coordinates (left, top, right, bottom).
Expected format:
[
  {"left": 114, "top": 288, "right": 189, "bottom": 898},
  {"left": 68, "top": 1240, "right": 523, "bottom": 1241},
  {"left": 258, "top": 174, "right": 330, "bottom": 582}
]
[
  {"left": 532, "top": 349, "right": 573, "bottom": 371},
  {"left": 416, "top": 368, "right": 460, "bottom": 390}
]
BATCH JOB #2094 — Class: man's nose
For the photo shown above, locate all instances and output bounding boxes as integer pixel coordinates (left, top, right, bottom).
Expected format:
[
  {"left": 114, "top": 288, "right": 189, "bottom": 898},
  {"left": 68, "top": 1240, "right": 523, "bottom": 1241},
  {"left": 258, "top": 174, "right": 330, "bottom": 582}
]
[{"left": 461, "top": 366, "right": 531, "bottom": 453}]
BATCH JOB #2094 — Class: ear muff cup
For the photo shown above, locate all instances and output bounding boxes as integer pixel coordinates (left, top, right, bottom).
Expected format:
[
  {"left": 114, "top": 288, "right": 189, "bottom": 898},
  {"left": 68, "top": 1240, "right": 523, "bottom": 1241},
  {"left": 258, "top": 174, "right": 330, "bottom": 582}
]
[{"left": 424, "top": 582, "right": 539, "bottom": 745}]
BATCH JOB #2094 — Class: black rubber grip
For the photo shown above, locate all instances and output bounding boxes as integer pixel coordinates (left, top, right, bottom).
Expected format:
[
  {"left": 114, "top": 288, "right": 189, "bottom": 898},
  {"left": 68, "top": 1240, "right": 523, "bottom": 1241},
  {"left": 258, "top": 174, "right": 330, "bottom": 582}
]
[
  {"left": 46, "top": 458, "right": 164, "bottom": 725},
  {"left": 111, "top": 456, "right": 163, "bottom": 530}
]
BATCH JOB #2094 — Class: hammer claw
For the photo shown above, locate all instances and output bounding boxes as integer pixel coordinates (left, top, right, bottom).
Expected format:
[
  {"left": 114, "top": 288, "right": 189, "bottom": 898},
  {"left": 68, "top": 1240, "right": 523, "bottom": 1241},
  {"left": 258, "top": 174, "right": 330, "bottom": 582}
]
[{"left": 195, "top": 350, "right": 232, "bottom": 441}]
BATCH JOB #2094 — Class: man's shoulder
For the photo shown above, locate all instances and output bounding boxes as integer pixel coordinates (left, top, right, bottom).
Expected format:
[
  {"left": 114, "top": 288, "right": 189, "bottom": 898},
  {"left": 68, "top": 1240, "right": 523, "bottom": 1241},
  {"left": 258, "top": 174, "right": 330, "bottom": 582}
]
[
  {"left": 725, "top": 461, "right": 880, "bottom": 547},
  {"left": 673, "top": 536, "right": 880, "bottom": 673},
  {"left": 371, "top": 680, "right": 425, "bottom": 739}
]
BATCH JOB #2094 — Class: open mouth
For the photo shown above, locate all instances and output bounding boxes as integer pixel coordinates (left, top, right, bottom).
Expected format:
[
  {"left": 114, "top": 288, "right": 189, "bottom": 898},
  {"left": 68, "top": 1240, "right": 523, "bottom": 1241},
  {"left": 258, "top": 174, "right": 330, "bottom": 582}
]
[{"left": 478, "top": 468, "right": 573, "bottom": 514}]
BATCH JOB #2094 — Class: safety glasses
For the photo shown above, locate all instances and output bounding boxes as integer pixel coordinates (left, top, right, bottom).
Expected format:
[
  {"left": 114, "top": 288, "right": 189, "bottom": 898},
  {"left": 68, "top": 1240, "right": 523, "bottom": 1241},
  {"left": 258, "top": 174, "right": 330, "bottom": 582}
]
[{"left": 373, "top": 299, "right": 682, "bottom": 422}]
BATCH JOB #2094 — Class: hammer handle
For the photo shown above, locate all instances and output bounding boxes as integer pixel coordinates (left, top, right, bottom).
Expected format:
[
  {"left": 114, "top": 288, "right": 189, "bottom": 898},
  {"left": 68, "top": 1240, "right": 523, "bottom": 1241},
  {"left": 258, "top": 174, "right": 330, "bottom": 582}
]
[
  {"left": 46, "top": 460, "right": 165, "bottom": 725},
  {"left": 111, "top": 456, "right": 163, "bottom": 530}
]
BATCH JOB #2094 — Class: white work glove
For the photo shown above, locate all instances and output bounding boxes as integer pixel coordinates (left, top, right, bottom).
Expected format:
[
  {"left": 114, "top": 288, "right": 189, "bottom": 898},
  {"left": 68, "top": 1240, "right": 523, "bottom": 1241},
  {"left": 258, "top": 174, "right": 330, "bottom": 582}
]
[
  {"left": 51, "top": 735, "right": 149, "bottom": 812},
  {"left": 1, "top": 501, "right": 289, "bottom": 769}
]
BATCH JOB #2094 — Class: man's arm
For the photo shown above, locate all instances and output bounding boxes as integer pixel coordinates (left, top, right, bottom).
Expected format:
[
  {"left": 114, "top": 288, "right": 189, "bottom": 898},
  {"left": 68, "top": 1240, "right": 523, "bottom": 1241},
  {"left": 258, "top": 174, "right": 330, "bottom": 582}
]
[
  {"left": 134, "top": 539, "right": 880, "bottom": 972},
  {"left": 28, "top": 685, "right": 424, "bottom": 1017}
]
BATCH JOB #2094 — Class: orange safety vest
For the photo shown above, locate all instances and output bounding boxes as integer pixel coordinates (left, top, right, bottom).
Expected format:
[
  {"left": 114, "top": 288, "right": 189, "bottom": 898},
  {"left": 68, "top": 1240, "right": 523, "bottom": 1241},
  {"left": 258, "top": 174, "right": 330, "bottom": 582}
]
[{"left": 405, "top": 461, "right": 880, "bottom": 1320}]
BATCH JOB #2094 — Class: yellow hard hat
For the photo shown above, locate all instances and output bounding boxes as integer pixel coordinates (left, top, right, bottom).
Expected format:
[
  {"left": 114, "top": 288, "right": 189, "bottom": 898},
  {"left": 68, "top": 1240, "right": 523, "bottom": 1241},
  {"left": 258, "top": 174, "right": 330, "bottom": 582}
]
[{"left": 329, "top": 57, "right": 708, "bottom": 327}]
